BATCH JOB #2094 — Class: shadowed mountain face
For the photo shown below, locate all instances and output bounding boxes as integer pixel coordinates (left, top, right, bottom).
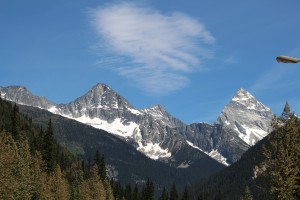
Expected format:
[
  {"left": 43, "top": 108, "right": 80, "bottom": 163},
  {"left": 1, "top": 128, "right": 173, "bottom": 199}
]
[
  {"left": 0, "top": 84, "right": 273, "bottom": 165},
  {"left": 18, "top": 104, "right": 224, "bottom": 194}
]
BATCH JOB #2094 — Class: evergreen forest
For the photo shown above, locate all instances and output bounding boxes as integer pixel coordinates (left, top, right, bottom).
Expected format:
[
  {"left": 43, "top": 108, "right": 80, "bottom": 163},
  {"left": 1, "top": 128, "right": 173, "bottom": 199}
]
[
  {"left": 0, "top": 91, "right": 192, "bottom": 199},
  {"left": 0, "top": 95, "right": 299, "bottom": 199}
]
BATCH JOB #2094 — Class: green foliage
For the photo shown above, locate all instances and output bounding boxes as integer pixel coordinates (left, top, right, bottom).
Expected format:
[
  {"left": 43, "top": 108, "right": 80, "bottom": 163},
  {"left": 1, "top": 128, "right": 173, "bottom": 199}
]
[
  {"left": 68, "top": 145, "right": 85, "bottom": 156},
  {"left": 181, "top": 185, "right": 190, "bottom": 200},
  {"left": 43, "top": 119, "right": 56, "bottom": 172},
  {"left": 132, "top": 184, "right": 140, "bottom": 200},
  {"left": 0, "top": 99, "right": 114, "bottom": 200},
  {"left": 192, "top": 103, "right": 300, "bottom": 200},
  {"left": 159, "top": 187, "right": 169, "bottom": 200},
  {"left": 94, "top": 150, "right": 107, "bottom": 181},
  {"left": 239, "top": 186, "right": 253, "bottom": 200},
  {"left": 262, "top": 105, "right": 300, "bottom": 199},
  {"left": 142, "top": 178, "right": 154, "bottom": 200},
  {"left": 282, "top": 101, "right": 291, "bottom": 118},
  {"left": 170, "top": 183, "right": 179, "bottom": 200}
]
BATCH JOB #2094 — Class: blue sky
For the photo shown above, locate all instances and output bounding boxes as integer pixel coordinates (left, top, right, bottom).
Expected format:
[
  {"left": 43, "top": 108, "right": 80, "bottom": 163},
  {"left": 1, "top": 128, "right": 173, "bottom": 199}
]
[{"left": 1, "top": 0, "right": 300, "bottom": 124}]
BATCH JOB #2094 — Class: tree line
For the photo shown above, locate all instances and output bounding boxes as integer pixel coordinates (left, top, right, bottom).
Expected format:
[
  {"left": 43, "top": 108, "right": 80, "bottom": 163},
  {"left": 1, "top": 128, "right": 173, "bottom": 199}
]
[
  {"left": 0, "top": 94, "right": 192, "bottom": 200},
  {"left": 192, "top": 102, "right": 300, "bottom": 200}
]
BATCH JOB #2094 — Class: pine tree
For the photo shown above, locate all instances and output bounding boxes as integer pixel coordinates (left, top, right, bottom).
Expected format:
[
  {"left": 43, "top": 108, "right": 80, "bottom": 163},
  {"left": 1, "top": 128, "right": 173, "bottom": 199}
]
[
  {"left": 142, "top": 178, "right": 154, "bottom": 200},
  {"left": 197, "top": 195, "right": 203, "bottom": 200},
  {"left": 43, "top": 119, "right": 56, "bottom": 172},
  {"left": 170, "top": 183, "right": 179, "bottom": 200},
  {"left": 282, "top": 101, "right": 291, "bottom": 119},
  {"left": 0, "top": 131, "right": 19, "bottom": 199},
  {"left": 103, "top": 179, "right": 114, "bottom": 200},
  {"left": 94, "top": 150, "right": 107, "bottom": 180},
  {"left": 240, "top": 186, "right": 253, "bottom": 200},
  {"left": 181, "top": 185, "right": 190, "bottom": 200},
  {"left": 11, "top": 103, "right": 20, "bottom": 141},
  {"left": 262, "top": 106, "right": 300, "bottom": 199},
  {"left": 49, "top": 165, "right": 70, "bottom": 200},
  {"left": 132, "top": 184, "right": 140, "bottom": 200},
  {"left": 31, "top": 151, "right": 51, "bottom": 200},
  {"left": 14, "top": 140, "right": 34, "bottom": 199},
  {"left": 215, "top": 189, "right": 222, "bottom": 200},
  {"left": 80, "top": 165, "right": 106, "bottom": 200},
  {"left": 159, "top": 187, "right": 169, "bottom": 200},
  {"left": 124, "top": 184, "right": 132, "bottom": 200},
  {"left": 67, "top": 160, "right": 84, "bottom": 200}
]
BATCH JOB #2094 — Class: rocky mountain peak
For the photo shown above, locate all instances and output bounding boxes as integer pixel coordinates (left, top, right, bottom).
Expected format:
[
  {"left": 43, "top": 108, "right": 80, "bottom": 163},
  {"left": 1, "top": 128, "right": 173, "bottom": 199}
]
[
  {"left": 215, "top": 88, "right": 273, "bottom": 146},
  {"left": 148, "top": 104, "right": 165, "bottom": 112},
  {"left": 1, "top": 83, "right": 275, "bottom": 165},
  {"left": 90, "top": 82, "right": 110, "bottom": 94},
  {"left": 231, "top": 88, "right": 271, "bottom": 112},
  {"left": 0, "top": 85, "right": 56, "bottom": 109},
  {"left": 70, "top": 83, "right": 133, "bottom": 110},
  {"left": 142, "top": 104, "right": 169, "bottom": 120}
]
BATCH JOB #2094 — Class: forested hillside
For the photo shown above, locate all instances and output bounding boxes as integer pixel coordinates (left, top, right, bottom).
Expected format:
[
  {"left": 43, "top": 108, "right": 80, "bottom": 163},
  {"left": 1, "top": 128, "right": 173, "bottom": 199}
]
[
  {"left": 17, "top": 102, "right": 224, "bottom": 196},
  {"left": 0, "top": 95, "right": 116, "bottom": 199},
  {"left": 192, "top": 103, "right": 300, "bottom": 200},
  {"left": 2, "top": 93, "right": 299, "bottom": 200},
  {"left": 0, "top": 95, "right": 195, "bottom": 199}
]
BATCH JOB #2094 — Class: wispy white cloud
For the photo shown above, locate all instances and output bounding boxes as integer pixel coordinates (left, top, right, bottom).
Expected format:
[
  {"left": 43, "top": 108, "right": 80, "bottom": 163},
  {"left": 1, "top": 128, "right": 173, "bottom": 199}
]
[
  {"left": 90, "top": 2, "right": 215, "bottom": 95},
  {"left": 223, "top": 56, "right": 238, "bottom": 65}
]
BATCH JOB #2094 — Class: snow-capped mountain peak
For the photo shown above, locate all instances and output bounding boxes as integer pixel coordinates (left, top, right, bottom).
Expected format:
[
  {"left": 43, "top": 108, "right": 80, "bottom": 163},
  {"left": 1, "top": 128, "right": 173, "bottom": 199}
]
[
  {"left": 72, "top": 83, "right": 133, "bottom": 110},
  {"left": 215, "top": 88, "right": 273, "bottom": 146},
  {"left": 232, "top": 88, "right": 271, "bottom": 112},
  {"left": 142, "top": 104, "right": 167, "bottom": 119},
  {"left": 0, "top": 84, "right": 274, "bottom": 166}
]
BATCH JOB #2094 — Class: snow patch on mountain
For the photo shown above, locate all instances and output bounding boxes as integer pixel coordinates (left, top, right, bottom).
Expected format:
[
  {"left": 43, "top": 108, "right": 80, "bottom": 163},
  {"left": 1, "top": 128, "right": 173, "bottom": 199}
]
[
  {"left": 186, "top": 140, "right": 203, "bottom": 151},
  {"left": 236, "top": 124, "right": 268, "bottom": 146},
  {"left": 1, "top": 84, "right": 274, "bottom": 165},
  {"left": 0, "top": 91, "right": 6, "bottom": 99},
  {"left": 128, "top": 108, "right": 142, "bottom": 115},
  {"left": 232, "top": 88, "right": 271, "bottom": 112},
  {"left": 48, "top": 106, "right": 171, "bottom": 160},
  {"left": 186, "top": 141, "right": 229, "bottom": 166},
  {"left": 177, "top": 161, "right": 191, "bottom": 168},
  {"left": 137, "top": 142, "right": 171, "bottom": 160},
  {"left": 215, "top": 88, "right": 273, "bottom": 147},
  {"left": 207, "top": 150, "right": 229, "bottom": 166}
]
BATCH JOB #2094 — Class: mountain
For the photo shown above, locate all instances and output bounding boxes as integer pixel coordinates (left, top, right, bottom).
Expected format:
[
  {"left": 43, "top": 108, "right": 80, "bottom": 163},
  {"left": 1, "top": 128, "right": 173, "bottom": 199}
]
[
  {"left": 0, "top": 84, "right": 273, "bottom": 165},
  {"left": 178, "top": 88, "right": 274, "bottom": 164},
  {"left": 0, "top": 90, "right": 224, "bottom": 197},
  {"left": 191, "top": 132, "right": 272, "bottom": 200},
  {"left": 215, "top": 88, "right": 273, "bottom": 146},
  {"left": 0, "top": 85, "right": 55, "bottom": 109},
  {"left": 17, "top": 103, "right": 224, "bottom": 194},
  {"left": 192, "top": 112, "right": 300, "bottom": 200}
]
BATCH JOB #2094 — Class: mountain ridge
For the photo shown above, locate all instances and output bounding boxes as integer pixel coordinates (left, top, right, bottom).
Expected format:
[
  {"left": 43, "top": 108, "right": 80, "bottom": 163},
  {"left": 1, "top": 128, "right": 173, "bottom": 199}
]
[{"left": 0, "top": 83, "right": 273, "bottom": 165}]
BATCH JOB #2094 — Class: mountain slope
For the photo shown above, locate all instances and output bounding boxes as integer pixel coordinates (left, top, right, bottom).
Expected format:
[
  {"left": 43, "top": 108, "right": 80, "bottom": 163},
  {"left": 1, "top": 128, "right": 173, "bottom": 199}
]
[
  {"left": 192, "top": 112, "right": 300, "bottom": 200},
  {"left": 0, "top": 85, "right": 56, "bottom": 109},
  {"left": 18, "top": 103, "right": 225, "bottom": 193},
  {"left": 0, "top": 84, "right": 273, "bottom": 165},
  {"left": 168, "top": 88, "right": 273, "bottom": 164},
  {"left": 215, "top": 88, "right": 273, "bottom": 146}
]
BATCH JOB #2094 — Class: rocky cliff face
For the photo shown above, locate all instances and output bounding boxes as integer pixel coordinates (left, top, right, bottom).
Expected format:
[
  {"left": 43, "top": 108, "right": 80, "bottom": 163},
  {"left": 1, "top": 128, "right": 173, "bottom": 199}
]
[
  {"left": 172, "top": 122, "right": 249, "bottom": 165},
  {"left": 176, "top": 88, "right": 273, "bottom": 164},
  {"left": 0, "top": 86, "right": 56, "bottom": 109},
  {"left": 214, "top": 88, "right": 273, "bottom": 146},
  {"left": 0, "top": 84, "right": 273, "bottom": 166}
]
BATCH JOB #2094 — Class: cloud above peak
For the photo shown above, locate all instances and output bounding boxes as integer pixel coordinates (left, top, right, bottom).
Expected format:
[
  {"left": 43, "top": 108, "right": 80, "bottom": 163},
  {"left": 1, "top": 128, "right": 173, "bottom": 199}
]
[{"left": 91, "top": 3, "right": 215, "bottom": 95}]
